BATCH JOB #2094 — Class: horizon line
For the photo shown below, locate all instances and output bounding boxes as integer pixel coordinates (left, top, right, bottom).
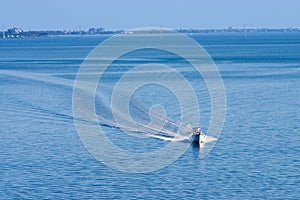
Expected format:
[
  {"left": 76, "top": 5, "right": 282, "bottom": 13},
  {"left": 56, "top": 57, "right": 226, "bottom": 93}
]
[{"left": 1, "top": 26, "right": 300, "bottom": 31}]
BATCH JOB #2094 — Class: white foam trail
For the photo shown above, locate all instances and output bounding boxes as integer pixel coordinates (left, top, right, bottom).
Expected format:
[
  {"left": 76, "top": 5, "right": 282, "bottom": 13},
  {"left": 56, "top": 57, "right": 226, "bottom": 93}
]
[
  {"left": 1, "top": 69, "right": 194, "bottom": 141},
  {"left": 0, "top": 70, "right": 75, "bottom": 87},
  {"left": 204, "top": 136, "right": 217, "bottom": 143},
  {"left": 146, "top": 134, "right": 190, "bottom": 142}
]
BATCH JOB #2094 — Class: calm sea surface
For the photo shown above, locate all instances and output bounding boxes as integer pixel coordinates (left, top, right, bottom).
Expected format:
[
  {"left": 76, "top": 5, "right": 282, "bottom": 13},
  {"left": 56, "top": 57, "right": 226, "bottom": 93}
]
[{"left": 0, "top": 32, "right": 299, "bottom": 199}]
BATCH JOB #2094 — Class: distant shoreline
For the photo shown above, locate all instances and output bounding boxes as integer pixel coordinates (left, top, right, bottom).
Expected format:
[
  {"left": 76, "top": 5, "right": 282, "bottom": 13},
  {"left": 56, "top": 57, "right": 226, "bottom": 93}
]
[{"left": 1, "top": 27, "right": 300, "bottom": 39}]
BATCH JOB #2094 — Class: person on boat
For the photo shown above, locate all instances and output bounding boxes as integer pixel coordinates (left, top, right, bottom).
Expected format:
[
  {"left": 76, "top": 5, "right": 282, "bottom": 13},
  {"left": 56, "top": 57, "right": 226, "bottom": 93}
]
[{"left": 194, "top": 127, "right": 201, "bottom": 134}]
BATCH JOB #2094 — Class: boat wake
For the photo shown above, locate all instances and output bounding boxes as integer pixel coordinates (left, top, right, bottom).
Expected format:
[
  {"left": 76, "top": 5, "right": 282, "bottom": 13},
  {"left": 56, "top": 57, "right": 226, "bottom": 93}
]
[{"left": 0, "top": 69, "right": 204, "bottom": 144}]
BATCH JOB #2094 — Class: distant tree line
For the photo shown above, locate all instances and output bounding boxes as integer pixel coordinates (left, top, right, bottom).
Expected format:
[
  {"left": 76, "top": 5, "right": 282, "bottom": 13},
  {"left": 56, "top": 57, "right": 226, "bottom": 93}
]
[
  {"left": 176, "top": 27, "right": 300, "bottom": 33},
  {"left": 0, "top": 27, "right": 123, "bottom": 38},
  {"left": 1, "top": 27, "right": 299, "bottom": 39}
]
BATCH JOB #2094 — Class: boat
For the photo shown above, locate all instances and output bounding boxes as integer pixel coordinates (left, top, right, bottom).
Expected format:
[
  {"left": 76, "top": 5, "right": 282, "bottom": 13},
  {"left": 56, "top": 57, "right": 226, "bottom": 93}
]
[{"left": 191, "top": 127, "right": 206, "bottom": 144}]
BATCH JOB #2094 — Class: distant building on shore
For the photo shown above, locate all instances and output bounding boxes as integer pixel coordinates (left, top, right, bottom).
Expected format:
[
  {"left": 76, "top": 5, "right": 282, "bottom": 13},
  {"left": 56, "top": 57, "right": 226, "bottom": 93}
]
[{"left": 4, "top": 27, "right": 23, "bottom": 38}]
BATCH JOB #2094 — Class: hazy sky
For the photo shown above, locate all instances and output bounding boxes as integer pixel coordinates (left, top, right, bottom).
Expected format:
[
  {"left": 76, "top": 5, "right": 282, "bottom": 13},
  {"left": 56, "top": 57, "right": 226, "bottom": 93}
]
[{"left": 1, "top": 0, "right": 299, "bottom": 30}]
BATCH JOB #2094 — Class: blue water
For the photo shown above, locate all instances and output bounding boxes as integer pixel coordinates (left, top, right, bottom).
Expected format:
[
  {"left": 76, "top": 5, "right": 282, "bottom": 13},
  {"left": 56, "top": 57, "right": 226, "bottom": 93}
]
[{"left": 0, "top": 32, "right": 299, "bottom": 199}]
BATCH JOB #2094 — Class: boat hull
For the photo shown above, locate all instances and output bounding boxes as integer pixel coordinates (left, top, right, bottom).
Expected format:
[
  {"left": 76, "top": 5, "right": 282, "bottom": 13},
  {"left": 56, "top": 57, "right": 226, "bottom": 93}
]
[
  {"left": 191, "top": 133, "right": 206, "bottom": 145},
  {"left": 191, "top": 133, "right": 200, "bottom": 143}
]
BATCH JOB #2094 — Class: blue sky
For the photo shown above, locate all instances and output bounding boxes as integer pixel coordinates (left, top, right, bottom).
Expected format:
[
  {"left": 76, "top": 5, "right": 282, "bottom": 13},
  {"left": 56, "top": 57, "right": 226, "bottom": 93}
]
[{"left": 1, "top": 0, "right": 299, "bottom": 30}]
